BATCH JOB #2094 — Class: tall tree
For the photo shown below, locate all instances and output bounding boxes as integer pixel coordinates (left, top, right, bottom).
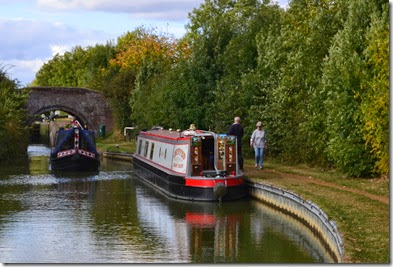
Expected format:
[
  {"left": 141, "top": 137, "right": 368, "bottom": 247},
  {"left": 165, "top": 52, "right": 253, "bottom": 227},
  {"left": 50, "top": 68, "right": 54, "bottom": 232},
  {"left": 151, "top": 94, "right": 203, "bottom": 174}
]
[
  {"left": 185, "top": 0, "right": 283, "bottom": 133},
  {"left": 0, "top": 68, "right": 28, "bottom": 161},
  {"left": 113, "top": 29, "right": 186, "bottom": 128},
  {"left": 359, "top": 2, "right": 389, "bottom": 175},
  {"left": 320, "top": 0, "right": 384, "bottom": 177}
]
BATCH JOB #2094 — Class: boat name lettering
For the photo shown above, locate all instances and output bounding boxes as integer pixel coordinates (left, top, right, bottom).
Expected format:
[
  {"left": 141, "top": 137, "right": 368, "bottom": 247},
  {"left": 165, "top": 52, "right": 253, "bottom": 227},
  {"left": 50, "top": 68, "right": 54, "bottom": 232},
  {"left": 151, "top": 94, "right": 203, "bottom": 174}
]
[{"left": 173, "top": 163, "right": 184, "bottom": 169}]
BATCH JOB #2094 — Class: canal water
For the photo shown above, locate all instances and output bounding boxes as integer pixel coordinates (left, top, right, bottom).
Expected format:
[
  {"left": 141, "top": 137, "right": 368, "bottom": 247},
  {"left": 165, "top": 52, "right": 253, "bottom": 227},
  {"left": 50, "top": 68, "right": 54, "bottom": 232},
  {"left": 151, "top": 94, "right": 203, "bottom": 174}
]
[{"left": 0, "top": 145, "right": 334, "bottom": 263}]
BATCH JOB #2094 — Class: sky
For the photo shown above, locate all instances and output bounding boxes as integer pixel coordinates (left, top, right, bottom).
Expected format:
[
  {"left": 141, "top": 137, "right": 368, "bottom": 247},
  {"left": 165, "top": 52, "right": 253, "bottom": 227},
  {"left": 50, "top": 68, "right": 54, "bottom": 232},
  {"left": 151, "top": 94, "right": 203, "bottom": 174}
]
[{"left": 0, "top": 0, "right": 289, "bottom": 86}]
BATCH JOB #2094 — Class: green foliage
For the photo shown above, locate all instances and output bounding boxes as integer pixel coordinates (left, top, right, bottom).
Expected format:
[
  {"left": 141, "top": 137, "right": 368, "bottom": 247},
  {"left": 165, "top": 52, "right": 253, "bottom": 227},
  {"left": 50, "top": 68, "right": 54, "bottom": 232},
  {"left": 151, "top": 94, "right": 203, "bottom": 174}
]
[
  {"left": 32, "top": 0, "right": 389, "bottom": 177},
  {"left": 359, "top": 3, "right": 389, "bottom": 175},
  {"left": 96, "top": 67, "right": 135, "bottom": 129},
  {"left": 320, "top": 0, "right": 384, "bottom": 177},
  {"left": 33, "top": 42, "right": 116, "bottom": 88},
  {"left": 0, "top": 68, "right": 28, "bottom": 161},
  {"left": 123, "top": 28, "right": 187, "bottom": 130}
]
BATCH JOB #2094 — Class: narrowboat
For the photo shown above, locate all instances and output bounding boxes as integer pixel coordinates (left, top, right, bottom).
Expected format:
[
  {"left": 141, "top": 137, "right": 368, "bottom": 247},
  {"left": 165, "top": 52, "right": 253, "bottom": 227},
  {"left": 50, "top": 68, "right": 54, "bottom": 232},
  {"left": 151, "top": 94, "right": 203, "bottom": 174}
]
[
  {"left": 50, "top": 120, "right": 100, "bottom": 172},
  {"left": 132, "top": 126, "right": 247, "bottom": 201}
]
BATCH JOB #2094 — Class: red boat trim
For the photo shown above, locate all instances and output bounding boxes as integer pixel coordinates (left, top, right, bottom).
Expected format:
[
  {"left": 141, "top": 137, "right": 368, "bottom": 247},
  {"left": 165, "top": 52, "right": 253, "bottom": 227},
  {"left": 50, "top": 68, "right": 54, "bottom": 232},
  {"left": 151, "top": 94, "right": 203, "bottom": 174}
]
[
  {"left": 138, "top": 135, "right": 190, "bottom": 146},
  {"left": 57, "top": 149, "right": 76, "bottom": 158},
  {"left": 57, "top": 149, "right": 96, "bottom": 159},
  {"left": 74, "top": 132, "right": 79, "bottom": 149},
  {"left": 139, "top": 135, "right": 190, "bottom": 146},
  {"left": 140, "top": 132, "right": 191, "bottom": 141},
  {"left": 78, "top": 149, "right": 96, "bottom": 159},
  {"left": 185, "top": 177, "right": 244, "bottom": 188}
]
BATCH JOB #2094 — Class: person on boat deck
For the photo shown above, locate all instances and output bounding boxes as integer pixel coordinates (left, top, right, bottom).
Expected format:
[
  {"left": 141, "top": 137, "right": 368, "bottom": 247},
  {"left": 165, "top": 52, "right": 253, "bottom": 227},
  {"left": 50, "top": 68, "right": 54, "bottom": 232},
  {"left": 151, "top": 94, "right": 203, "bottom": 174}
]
[
  {"left": 228, "top": 116, "right": 244, "bottom": 171},
  {"left": 250, "top": 121, "right": 266, "bottom": 170}
]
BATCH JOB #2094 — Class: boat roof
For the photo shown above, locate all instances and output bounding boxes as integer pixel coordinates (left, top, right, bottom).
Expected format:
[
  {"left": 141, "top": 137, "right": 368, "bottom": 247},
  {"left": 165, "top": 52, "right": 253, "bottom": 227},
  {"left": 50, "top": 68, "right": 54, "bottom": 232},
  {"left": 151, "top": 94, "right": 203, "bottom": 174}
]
[{"left": 140, "top": 129, "right": 214, "bottom": 140}]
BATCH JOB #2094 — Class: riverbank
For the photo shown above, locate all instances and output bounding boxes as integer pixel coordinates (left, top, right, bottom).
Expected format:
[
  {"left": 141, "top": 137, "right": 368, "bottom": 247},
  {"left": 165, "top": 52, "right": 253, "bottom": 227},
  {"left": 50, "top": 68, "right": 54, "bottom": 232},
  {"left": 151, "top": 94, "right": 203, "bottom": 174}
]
[
  {"left": 96, "top": 132, "right": 136, "bottom": 154},
  {"left": 245, "top": 159, "right": 389, "bottom": 263},
  {"left": 95, "top": 136, "right": 389, "bottom": 263}
]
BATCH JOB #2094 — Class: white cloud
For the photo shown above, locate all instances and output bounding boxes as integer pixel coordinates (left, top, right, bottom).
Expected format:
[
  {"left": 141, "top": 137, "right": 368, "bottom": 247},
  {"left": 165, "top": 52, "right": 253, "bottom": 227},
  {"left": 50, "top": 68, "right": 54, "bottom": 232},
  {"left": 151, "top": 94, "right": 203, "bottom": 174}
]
[
  {"left": 50, "top": 44, "right": 71, "bottom": 56},
  {"left": 37, "top": 0, "right": 204, "bottom": 21},
  {"left": 0, "top": 18, "right": 112, "bottom": 60},
  {"left": 1, "top": 58, "right": 47, "bottom": 85},
  {"left": 2, "top": 58, "right": 45, "bottom": 73},
  {"left": 0, "top": 18, "right": 113, "bottom": 85}
]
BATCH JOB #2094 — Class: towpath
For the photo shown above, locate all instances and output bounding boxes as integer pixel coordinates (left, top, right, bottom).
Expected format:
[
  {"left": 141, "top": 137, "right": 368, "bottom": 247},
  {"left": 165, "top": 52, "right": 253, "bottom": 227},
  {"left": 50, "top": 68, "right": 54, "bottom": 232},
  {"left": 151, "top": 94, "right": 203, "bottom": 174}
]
[{"left": 246, "top": 167, "right": 389, "bottom": 205}]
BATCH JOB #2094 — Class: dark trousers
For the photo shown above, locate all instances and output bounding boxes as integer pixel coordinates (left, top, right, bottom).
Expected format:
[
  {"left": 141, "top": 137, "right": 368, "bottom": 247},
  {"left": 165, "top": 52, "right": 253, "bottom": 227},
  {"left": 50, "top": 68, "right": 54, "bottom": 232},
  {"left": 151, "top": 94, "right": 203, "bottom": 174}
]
[{"left": 237, "top": 144, "right": 243, "bottom": 170}]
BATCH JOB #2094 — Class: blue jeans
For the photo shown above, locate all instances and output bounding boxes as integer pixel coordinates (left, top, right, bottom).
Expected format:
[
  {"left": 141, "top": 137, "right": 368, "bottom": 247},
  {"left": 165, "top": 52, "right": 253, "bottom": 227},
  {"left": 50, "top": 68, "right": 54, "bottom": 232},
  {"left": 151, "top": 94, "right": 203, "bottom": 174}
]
[{"left": 254, "top": 147, "right": 264, "bottom": 167}]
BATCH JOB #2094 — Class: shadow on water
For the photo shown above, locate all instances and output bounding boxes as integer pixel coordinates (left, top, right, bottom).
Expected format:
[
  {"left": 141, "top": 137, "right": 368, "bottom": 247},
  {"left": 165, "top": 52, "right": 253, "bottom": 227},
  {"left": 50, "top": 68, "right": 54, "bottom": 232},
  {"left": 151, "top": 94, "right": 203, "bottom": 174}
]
[{"left": 0, "top": 145, "right": 334, "bottom": 263}]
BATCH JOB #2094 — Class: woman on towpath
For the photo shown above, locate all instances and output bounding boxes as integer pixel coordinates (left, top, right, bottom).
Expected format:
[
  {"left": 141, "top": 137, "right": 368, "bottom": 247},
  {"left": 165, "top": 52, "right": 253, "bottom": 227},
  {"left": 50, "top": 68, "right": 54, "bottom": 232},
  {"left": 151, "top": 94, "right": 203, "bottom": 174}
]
[{"left": 250, "top": 121, "right": 266, "bottom": 170}]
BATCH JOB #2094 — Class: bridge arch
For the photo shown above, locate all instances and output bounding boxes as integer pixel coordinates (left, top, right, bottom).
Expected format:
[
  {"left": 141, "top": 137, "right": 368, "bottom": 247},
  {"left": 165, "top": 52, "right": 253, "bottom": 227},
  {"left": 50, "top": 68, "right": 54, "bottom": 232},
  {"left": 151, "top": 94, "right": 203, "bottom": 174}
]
[
  {"left": 25, "top": 87, "right": 115, "bottom": 133},
  {"left": 27, "top": 104, "right": 90, "bottom": 127}
]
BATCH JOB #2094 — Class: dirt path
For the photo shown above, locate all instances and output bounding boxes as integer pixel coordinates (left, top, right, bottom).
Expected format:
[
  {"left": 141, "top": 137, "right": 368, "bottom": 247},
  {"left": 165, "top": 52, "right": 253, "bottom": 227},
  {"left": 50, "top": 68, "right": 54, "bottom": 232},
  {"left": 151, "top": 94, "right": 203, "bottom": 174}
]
[{"left": 247, "top": 168, "right": 389, "bottom": 205}]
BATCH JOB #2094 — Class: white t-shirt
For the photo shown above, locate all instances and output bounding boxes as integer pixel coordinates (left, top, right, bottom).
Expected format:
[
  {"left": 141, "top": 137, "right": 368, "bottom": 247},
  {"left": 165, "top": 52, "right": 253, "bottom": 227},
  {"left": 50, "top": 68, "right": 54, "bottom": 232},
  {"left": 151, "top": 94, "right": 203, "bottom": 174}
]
[{"left": 251, "top": 129, "right": 266, "bottom": 148}]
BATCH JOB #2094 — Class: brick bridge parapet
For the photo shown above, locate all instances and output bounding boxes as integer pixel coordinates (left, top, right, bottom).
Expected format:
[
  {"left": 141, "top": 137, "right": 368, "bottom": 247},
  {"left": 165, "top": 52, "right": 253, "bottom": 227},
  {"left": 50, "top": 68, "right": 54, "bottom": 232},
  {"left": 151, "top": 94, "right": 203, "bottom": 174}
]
[{"left": 25, "top": 86, "right": 115, "bottom": 134}]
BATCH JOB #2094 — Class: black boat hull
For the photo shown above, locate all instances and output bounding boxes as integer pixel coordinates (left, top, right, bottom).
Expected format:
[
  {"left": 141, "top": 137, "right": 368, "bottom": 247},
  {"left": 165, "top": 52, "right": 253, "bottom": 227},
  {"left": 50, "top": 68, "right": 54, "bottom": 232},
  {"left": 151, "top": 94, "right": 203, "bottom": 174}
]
[
  {"left": 132, "top": 156, "right": 247, "bottom": 202},
  {"left": 51, "top": 153, "right": 100, "bottom": 172}
]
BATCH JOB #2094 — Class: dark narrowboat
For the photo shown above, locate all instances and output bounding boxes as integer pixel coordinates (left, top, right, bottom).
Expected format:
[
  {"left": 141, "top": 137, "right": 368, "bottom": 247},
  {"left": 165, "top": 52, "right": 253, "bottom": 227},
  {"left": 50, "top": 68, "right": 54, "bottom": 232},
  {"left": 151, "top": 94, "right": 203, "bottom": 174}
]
[
  {"left": 132, "top": 126, "right": 247, "bottom": 201},
  {"left": 50, "top": 121, "right": 100, "bottom": 172}
]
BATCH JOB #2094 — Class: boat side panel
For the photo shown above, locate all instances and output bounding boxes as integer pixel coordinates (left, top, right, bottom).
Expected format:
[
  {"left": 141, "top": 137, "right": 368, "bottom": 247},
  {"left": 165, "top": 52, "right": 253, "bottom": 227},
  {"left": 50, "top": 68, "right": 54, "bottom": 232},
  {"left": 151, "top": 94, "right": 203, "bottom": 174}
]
[
  {"left": 132, "top": 156, "right": 247, "bottom": 201},
  {"left": 136, "top": 137, "right": 189, "bottom": 175},
  {"left": 133, "top": 156, "right": 185, "bottom": 196},
  {"left": 137, "top": 138, "right": 174, "bottom": 170}
]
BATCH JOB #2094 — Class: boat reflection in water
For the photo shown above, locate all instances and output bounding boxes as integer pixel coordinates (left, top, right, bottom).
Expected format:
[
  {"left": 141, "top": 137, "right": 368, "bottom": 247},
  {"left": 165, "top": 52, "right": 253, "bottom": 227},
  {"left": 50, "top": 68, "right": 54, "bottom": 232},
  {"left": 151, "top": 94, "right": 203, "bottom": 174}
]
[{"left": 134, "top": 179, "right": 335, "bottom": 263}]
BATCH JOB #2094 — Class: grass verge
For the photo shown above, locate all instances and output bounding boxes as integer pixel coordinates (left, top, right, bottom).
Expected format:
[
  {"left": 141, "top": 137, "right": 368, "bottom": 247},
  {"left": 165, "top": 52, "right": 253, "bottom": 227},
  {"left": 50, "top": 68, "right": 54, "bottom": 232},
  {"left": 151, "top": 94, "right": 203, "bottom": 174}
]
[{"left": 96, "top": 130, "right": 136, "bottom": 153}]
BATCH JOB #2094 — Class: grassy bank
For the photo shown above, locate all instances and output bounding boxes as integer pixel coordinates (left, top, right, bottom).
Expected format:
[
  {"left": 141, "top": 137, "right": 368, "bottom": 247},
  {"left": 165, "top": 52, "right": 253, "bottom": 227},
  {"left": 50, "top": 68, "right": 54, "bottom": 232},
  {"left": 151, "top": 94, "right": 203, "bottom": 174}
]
[
  {"left": 96, "top": 131, "right": 136, "bottom": 154},
  {"left": 245, "top": 159, "right": 389, "bottom": 263}
]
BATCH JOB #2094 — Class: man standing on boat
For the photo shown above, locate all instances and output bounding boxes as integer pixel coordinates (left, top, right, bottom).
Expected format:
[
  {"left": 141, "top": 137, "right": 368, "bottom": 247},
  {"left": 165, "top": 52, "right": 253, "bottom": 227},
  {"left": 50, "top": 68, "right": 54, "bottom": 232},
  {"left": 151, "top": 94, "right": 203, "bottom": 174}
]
[{"left": 228, "top": 116, "right": 244, "bottom": 171}]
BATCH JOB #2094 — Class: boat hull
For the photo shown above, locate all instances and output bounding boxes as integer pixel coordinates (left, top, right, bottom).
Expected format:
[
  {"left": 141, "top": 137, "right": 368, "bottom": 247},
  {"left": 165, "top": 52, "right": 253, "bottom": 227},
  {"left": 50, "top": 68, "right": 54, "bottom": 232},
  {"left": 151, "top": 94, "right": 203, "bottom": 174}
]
[
  {"left": 133, "top": 156, "right": 247, "bottom": 202},
  {"left": 51, "top": 153, "right": 100, "bottom": 172}
]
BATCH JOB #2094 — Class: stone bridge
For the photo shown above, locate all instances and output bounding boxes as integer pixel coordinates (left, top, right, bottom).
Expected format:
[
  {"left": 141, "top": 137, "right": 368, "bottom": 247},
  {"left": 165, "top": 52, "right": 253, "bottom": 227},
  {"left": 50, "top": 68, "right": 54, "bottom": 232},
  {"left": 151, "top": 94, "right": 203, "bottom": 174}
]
[{"left": 26, "top": 87, "right": 115, "bottom": 133}]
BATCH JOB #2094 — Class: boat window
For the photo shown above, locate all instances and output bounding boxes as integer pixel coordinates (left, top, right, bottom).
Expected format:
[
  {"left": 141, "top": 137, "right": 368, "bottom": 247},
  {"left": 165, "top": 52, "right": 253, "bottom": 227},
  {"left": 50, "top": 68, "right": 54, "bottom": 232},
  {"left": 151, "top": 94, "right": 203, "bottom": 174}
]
[
  {"left": 150, "top": 142, "right": 155, "bottom": 160},
  {"left": 164, "top": 148, "right": 167, "bottom": 159},
  {"left": 144, "top": 141, "right": 149, "bottom": 158},
  {"left": 138, "top": 139, "right": 142, "bottom": 155}
]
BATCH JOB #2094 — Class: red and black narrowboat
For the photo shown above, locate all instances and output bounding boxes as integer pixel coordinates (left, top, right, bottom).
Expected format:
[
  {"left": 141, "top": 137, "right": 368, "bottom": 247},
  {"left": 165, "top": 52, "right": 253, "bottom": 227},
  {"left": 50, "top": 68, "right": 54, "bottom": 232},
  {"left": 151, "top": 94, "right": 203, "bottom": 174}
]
[
  {"left": 132, "top": 126, "right": 247, "bottom": 201},
  {"left": 50, "top": 120, "right": 100, "bottom": 172}
]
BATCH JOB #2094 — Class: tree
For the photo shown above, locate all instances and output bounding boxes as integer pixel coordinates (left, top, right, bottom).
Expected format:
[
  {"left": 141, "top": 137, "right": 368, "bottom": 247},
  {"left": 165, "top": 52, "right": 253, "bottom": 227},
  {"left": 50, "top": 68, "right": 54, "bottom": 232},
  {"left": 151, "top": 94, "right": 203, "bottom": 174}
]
[
  {"left": 359, "top": 3, "right": 389, "bottom": 175},
  {"left": 320, "top": 0, "right": 384, "bottom": 177},
  {"left": 102, "top": 28, "right": 189, "bottom": 129},
  {"left": 33, "top": 43, "right": 115, "bottom": 88},
  {"left": 0, "top": 68, "right": 28, "bottom": 161}
]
